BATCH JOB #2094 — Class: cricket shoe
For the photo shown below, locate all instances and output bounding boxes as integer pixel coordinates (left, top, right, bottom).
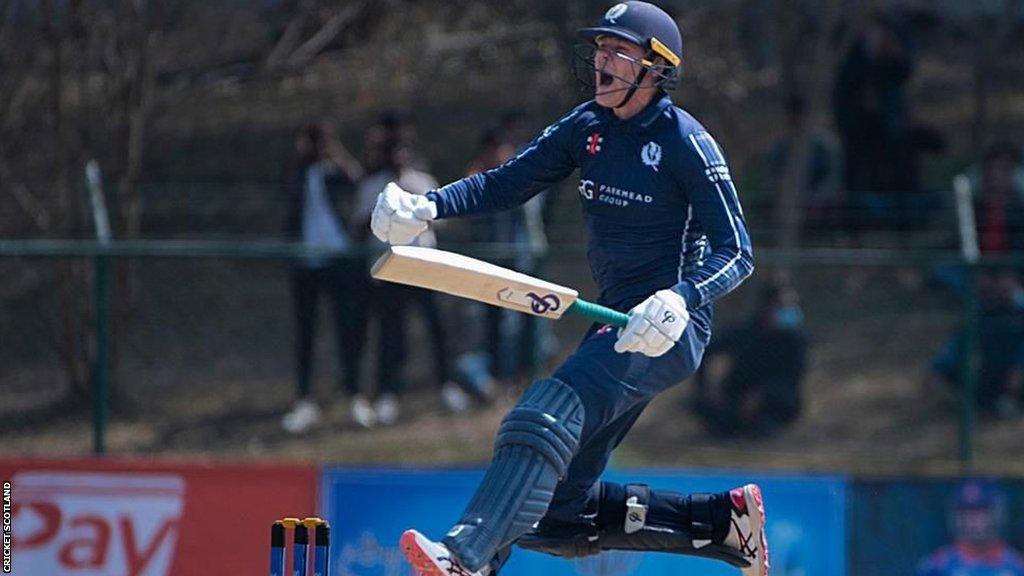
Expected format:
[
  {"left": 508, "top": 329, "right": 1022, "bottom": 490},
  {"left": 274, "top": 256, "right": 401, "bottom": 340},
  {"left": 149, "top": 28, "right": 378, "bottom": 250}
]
[
  {"left": 723, "top": 483, "right": 769, "bottom": 576},
  {"left": 400, "top": 529, "right": 487, "bottom": 576},
  {"left": 350, "top": 395, "right": 377, "bottom": 428},
  {"left": 375, "top": 393, "right": 400, "bottom": 425},
  {"left": 441, "top": 381, "right": 473, "bottom": 413},
  {"left": 281, "top": 399, "right": 321, "bottom": 434}
]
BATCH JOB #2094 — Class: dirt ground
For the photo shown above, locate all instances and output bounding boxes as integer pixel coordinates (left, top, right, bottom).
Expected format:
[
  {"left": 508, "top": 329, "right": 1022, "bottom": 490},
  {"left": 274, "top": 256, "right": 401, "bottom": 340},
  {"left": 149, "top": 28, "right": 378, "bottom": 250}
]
[{"left": 4, "top": 328, "right": 1023, "bottom": 478}]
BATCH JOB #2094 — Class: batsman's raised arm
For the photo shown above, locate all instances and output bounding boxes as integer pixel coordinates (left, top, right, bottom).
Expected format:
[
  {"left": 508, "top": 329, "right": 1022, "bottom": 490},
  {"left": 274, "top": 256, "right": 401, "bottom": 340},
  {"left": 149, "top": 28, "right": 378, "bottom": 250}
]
[
  {"left": 424, "top": 107, "right": 582, "bottom": 218},
  {"left": 670, "top": 131, "right": 754, "bottom": 311},
  {"left": 370, "top": 107, "right": 582, "bottom": 245}
]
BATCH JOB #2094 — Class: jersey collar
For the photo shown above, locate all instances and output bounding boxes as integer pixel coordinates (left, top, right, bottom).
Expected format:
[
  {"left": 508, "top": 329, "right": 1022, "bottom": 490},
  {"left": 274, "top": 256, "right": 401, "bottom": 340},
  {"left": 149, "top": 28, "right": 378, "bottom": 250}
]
[
  {"left": 600, "top": 92, "right": 673, "bottom": 130},
  {"left": 635, "top": 92, "right": 673, "bottom": 128}
]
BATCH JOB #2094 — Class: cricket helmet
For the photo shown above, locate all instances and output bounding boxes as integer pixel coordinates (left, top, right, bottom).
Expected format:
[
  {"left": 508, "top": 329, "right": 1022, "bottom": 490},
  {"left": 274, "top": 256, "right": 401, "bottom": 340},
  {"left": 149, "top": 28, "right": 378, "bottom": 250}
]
[
  {"left": 575, "top": 1, "right": 683, "bottom": 106},
  {"left": 949, "top": 479, "right": 1006, "bottom": 543}
]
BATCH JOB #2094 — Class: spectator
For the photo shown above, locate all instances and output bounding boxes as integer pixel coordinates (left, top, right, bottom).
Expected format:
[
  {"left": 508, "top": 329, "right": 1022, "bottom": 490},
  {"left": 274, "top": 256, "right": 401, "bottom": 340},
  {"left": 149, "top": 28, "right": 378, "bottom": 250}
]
[
  {"left": 692, "top": 279, "right": 807, "bottom": 436},
  {"left": 932, "top": 142, "right": 1024, "bottom": 295},
  {"left": 457, "top": 115, "right": 554, "bottom": 396},
  {"left": 928, "top": 145, "right": 1024, "bottom": 417},
  {"left": 355, "top": 133, "right": 469, "bottom": 424},
  {"left": 363, "top": 110, "right": 430, "bottom": 175},
  {"left": 834, "top": 9, "right": 915, "bottom": 234},
  {"left": 975, "top": 142, "right": 1024, "bottom": 255},
  {"left": 925, "top": 271, "right": 1024, "bottom": 418},
  {"left": 768, "top": 93, "right": 841, "bottom": 245},
  {"left": 915, "top": 479, "right": 1024, "bottom": 576},
  {"left": 280, "top": 121, "right": 369, "bottom": 434},
  {"left": 450, "top": 127, "right": 517, "bottom": 401}
]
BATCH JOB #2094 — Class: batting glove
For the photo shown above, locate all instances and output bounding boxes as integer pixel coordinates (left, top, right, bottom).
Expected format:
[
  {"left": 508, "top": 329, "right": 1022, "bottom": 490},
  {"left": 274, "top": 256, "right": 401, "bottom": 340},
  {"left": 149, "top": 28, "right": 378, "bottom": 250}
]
[
  {"left": 614, "top": 289, "right": 690, "bottom": 357},
  {"left": 370, "top": 182, "right": 437, "bottom": 245}
]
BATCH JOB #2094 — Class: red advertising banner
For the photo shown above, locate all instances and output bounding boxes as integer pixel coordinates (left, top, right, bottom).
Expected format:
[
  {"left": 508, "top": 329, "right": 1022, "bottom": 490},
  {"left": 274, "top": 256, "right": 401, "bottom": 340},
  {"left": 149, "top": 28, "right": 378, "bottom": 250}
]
[{"left": 0, "top": 457, "right": 317, "bottom": 576}]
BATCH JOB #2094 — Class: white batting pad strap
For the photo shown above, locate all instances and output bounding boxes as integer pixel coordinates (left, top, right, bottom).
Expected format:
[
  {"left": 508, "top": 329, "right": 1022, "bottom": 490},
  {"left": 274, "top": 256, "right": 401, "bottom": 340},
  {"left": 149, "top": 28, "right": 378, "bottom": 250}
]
[{"left": 624, "top": 495, "right": 648, "bottom": 534}]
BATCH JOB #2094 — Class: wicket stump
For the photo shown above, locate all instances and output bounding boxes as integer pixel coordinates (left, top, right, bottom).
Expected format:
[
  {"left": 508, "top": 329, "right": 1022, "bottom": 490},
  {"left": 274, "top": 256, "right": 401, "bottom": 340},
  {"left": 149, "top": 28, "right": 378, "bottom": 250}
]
[{"left": 270, "top": 516, "right": 330, "bottom": 576}]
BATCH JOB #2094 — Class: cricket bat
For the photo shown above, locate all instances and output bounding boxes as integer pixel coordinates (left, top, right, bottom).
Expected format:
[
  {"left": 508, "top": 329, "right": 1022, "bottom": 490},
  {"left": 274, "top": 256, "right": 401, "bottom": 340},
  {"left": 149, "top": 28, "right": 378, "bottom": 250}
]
[{"left": 370, "top": 246, "right": 629, "bottom": 327}]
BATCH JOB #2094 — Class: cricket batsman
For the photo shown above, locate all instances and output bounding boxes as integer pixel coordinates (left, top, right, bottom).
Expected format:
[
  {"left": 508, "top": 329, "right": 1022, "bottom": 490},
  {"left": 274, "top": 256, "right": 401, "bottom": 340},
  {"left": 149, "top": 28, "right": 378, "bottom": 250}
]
[{"left": 370, "top": 2, "right": 766, "bottom": 574}]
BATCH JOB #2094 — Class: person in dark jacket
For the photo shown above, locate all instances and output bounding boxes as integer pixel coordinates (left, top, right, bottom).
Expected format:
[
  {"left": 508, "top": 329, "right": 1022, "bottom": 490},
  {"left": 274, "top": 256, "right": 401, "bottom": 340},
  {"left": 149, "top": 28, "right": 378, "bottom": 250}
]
[
  {"left": 975, "top": 142, "right": 1024, "bottom": 255},
  {"left": 693, "top": 279, "right": 807, "bottom": 436},
  {"left": 926, "top": 271, "right": 1024, "bottom": 418},
  {"left": 280, "top": 121, "right": 370, "bottom": 433},
  {"left": 834, "top": 9, "right": 915, "bottom": 233}
]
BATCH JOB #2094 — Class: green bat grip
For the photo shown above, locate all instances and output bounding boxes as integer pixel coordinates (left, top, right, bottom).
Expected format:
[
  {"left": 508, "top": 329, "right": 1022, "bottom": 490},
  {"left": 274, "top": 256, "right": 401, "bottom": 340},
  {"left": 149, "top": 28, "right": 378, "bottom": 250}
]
[{"left": 566, "top": 298, "right": 630, "bottom": 327}]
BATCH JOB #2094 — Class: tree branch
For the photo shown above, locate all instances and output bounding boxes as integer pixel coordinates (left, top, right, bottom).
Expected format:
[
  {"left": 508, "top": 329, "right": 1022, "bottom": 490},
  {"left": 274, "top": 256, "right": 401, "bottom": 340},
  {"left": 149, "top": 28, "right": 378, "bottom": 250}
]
[
  {"left": 285, "top": 1, "right": 365, "bottom": 68},
  {"left": 266, "top": 8, "right": 309, "bottom": 69},
  {"left": 0, "top": 164, "right": 53, "bottom": 232}
]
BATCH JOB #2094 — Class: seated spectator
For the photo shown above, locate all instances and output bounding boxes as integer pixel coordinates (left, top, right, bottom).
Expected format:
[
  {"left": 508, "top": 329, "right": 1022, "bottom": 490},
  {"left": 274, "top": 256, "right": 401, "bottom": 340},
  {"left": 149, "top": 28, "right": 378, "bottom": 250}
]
[
  {"left": 925, "top": 271, "right": 1024, "bottom": 418},
  {"left": 915, "top": 479, "right": 1024, "bottom": 576},
  {"left": 692, "top": 279, "right": 807, "bottom": 436}
]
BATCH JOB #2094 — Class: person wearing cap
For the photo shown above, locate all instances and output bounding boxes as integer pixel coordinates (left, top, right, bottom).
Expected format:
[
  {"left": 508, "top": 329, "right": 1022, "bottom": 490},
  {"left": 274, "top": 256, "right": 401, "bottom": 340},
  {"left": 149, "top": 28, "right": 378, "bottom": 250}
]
[
  {"left": 915, "top": 479, "right": 1024, "bottom": 576},
  {"left": 370, "top": 2, "right": 765, "bottom": 575}
]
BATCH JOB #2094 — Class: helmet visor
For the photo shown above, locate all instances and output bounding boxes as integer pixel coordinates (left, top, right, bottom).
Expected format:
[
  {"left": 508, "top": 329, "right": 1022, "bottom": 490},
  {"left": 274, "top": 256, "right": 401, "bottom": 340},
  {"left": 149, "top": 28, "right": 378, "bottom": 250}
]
[{"left": 572, "top": 43, "right": 676, "bottom": 94}]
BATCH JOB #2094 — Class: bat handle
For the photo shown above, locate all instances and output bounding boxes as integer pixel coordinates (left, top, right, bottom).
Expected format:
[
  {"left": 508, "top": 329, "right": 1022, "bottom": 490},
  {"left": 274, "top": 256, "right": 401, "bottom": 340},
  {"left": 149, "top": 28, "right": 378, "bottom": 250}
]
[{"left": 567, "top": 299, "right": 630, "bottom": 328}]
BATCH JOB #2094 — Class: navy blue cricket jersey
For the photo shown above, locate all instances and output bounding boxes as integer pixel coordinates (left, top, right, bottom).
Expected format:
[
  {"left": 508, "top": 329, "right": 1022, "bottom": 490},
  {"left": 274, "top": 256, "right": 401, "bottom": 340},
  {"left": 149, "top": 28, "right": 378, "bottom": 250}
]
[{"left": 426, "top": 93, "right": 753, "bottom": 315}]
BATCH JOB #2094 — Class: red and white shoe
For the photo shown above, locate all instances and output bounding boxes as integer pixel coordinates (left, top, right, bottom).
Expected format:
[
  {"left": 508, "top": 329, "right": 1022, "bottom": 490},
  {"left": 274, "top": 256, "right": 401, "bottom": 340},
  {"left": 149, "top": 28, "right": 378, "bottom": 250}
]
[
  {"left": 400, "top": 529, "right": 487, "bottom": 576},
  {"left": 724, "top": 484, "right": 770, "bottom": 576}
]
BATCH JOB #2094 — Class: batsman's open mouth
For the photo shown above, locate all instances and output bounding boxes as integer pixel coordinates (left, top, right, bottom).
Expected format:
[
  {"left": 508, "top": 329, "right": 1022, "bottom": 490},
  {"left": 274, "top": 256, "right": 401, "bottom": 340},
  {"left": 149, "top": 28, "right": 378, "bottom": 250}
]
[{"left": 598, "top": 72, "right": 615, "bottom": 87}]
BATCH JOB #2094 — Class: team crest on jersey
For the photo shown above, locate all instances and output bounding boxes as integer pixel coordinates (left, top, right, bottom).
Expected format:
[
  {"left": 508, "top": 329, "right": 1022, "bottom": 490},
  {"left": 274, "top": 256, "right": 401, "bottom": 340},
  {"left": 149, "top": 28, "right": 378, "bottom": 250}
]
[
  {"left": 605, "top": 3, "right": 628, "bottom": 23},
  {"left": 587, "top": 132, "right": 604, "bottom": 155},
  {"left": 641, "top": 141, "right": 662, "bottom": 171}
]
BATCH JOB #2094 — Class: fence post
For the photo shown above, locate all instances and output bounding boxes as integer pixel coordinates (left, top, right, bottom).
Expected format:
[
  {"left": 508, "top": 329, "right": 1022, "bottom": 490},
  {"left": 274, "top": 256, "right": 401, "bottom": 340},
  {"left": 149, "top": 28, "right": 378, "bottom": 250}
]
[
  {"left": 93, "top": 254, "right": 111, "bottom": 454},
  {"left": 959, "top": 264, "right": 979, "bottom": 466},
  {"left": 953, "top": 175, "right": 980, "bottom": 467},
  {"left": 86, "top": 160, "right": 112, "bottom": 455}
]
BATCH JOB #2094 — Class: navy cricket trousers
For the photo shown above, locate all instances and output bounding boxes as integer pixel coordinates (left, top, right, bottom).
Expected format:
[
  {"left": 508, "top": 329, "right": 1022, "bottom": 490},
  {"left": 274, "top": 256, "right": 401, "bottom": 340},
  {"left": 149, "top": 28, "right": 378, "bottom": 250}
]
[{"left": 542, "top": 309, "right": 711, "bottom": 524}]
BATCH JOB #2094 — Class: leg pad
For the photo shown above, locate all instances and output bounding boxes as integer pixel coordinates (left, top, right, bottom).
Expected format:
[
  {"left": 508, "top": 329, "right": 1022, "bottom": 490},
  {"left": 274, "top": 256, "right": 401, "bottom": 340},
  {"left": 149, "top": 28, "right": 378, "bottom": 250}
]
[
  {"left": 444, "top": 378, "right": 584, "bottom": 571},
  {"left": 518, "top": 482, "right": 749, "bottom": 568}
]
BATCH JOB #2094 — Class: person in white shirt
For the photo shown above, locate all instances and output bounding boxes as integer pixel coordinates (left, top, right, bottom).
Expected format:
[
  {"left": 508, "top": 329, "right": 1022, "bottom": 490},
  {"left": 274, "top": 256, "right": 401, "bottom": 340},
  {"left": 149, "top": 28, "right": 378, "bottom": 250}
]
[
  {"left": 354, "top": 136, "right": 471, "bottom": 424},
  {"left": 280, "top": 122, "right": 370, "bottom": 433}
]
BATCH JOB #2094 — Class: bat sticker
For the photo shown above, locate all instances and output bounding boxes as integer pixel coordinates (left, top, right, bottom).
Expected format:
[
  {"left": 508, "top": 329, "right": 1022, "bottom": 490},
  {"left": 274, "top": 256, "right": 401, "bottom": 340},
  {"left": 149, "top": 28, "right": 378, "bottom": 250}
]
[
  {"left": 497, "top": 288, "right": 562, "bottom": 315},
  {"left": 527, "top": 292, "right": 561, "bottom": 314}
]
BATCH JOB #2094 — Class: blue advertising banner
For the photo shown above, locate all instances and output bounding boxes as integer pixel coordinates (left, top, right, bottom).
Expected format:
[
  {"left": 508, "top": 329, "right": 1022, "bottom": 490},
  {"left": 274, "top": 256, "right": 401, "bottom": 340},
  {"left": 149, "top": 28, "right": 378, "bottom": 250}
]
[{"left": 320, "top": 467, "right": 846, "bottom": 576}]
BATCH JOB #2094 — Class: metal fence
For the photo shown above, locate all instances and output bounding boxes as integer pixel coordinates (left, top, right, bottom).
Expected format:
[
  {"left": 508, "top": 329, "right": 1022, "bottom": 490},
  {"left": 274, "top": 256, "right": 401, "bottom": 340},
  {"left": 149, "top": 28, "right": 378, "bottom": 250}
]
[{"left": 4, "top": 239, "right": 1020, "bottom": 476}]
